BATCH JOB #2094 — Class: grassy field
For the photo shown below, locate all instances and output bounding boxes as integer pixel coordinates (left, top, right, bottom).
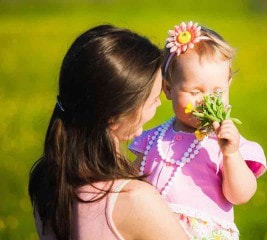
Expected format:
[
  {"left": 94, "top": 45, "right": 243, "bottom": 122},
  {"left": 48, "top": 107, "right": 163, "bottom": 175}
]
[{"left": 0, "top": 0, "right": 266, "bottom": 239}]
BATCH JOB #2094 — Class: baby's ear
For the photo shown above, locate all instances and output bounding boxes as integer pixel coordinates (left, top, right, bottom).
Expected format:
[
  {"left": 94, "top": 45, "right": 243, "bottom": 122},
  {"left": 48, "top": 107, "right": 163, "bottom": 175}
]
[{"left": 162, "top": 79, "right": 172, "bottom": 100}]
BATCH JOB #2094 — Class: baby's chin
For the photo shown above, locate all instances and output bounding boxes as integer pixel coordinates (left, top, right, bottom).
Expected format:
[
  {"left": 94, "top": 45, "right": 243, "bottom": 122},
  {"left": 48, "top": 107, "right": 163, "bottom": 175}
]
[
  {"left": 175, "top": 118, "right": 198, "bottom": 132},
  {"left": 188, "top": 118, "right": 201, "bottom": 131}
]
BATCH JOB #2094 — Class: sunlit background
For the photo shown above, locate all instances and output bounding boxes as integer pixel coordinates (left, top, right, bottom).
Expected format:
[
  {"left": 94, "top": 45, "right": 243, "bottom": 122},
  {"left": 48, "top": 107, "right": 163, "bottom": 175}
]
[{"left": 0, "top": 0, "right": 266, "bottom": 239}]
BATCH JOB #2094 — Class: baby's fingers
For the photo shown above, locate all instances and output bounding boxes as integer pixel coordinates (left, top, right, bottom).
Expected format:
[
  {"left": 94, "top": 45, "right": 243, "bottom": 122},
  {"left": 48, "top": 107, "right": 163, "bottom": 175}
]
[
  {"left": 217, "top": 120, "right": 239, "bottom": 140},
  {"left": 213, "top": 121, "right": 225, "bottom": 138},
  {"left": 213, "top": 120, "right": 240, "bottom": 154},
  {"left": 213, "top": 120, "right": 237, "bottom": 139},
  {"left": 212, "top": 121, "right": 220, "bottom": 132}
]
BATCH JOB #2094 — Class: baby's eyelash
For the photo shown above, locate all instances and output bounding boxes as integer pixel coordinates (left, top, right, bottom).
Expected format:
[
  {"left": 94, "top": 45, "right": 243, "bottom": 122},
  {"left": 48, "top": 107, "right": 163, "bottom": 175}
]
[{"left": 190, "top": 92, "right": 201, "bottom": 96}]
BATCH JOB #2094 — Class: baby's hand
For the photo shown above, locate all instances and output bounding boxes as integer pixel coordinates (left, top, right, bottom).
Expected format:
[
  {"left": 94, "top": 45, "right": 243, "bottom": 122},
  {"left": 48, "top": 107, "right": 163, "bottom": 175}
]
[{"left": 213, "top": 120, "right": 240, "bottom": 155}]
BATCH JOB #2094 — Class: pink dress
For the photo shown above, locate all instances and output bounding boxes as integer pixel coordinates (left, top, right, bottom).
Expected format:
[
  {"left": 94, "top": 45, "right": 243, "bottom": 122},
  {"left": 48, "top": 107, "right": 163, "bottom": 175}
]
[
  {"left": 129, "top": 118, "right": 266, "bottom": 240},
  {"left": 35, "top": 180, "right": 129, "bottom": 240}
]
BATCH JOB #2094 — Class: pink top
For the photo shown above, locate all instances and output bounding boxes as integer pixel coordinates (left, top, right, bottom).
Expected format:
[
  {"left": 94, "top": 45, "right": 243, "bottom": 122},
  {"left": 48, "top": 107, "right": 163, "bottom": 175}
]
[
  {"left": 72, "top": 180, "right": 129, "bottom": 240},
  {"left": 35, "top": 180, "right": 129, "bottom": 240},
  {"left": 129, "top": 119, "right": 266, "bottom": 230}
]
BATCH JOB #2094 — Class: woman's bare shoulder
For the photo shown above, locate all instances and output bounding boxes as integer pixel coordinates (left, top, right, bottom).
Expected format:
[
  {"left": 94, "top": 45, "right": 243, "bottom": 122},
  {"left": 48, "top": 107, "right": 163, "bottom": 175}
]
[
  {"left": 114, "top": 180, "right": 188, "bottom": 240},
  {"left": 122, "top": 179, "right": 158, "bottom": 195}
]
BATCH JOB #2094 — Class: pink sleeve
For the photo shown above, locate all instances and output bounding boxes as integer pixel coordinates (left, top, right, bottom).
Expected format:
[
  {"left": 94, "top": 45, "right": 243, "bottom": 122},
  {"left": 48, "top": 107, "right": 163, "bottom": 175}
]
[
  {"left": 128, "top": 130, "right": 153, "bottom": 155},
  {"left": 239, "top": 136, "right": 266, "bottom": 178}
]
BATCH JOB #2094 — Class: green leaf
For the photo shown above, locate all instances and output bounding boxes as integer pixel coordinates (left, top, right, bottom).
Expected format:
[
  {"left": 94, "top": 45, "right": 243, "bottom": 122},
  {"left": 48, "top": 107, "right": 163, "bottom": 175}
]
[
  {"left": 225, "top": 106, "right": 232, "bottom": 119},
  {"left": 231, "top": 117, "right": 242, "bottom": 124},
  {"left": 204, "top": 112, "right": 220, "bottom": 122}
]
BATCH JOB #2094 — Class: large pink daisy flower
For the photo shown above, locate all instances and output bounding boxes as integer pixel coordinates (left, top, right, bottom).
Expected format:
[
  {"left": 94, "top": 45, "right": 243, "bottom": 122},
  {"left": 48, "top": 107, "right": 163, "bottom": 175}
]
[{"left": 166, "top": 21, "right": 204, "bottom": 55}]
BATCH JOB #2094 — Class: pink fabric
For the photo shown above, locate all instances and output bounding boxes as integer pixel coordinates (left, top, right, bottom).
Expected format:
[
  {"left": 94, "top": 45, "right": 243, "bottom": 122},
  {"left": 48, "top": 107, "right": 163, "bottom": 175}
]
[
  {"left": 129, "top": 120, "right": 266, "bottom": 225},
  {"left": 34, "top": 180, "right": 128, "bottom": 240},
  {"left": 72, "top": 180, "right": 128, "bottom": 240}
]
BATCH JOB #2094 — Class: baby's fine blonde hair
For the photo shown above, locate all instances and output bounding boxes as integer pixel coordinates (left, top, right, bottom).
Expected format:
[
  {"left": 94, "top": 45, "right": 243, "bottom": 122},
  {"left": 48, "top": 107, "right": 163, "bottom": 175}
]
[{"left": 163, "top": 26, "right": 235, "bottom": 83}]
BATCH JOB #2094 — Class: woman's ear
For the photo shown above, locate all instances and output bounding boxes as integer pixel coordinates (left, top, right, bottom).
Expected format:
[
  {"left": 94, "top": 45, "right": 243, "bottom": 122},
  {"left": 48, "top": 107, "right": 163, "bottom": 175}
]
[
  {"left": 109, "top": 122, "right": 119, "bottom": 131},
  {"left": 108, "top": 118, "right": 120, "bottom": 131},
  {"left": 162, "top": 79, "right": 172, "bottom": 100}
]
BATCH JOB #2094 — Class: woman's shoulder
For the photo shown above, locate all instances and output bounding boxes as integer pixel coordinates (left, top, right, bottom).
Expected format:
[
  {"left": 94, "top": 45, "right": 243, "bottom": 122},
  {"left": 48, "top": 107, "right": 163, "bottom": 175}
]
[
  {"left": 117, "top": 179, "right": 161, "bottom": 205},
  {"left": 123, "top": 179, "right": 157, "bottom": 193},
  {"left": 114, "top": 179, "right": 168, "bottom": 221},
  {"left": 114, "top": 179, "right": 161, "bottom": 220},
  {"left": 114, "top": 179, "right": 188, "bottom": 239}
]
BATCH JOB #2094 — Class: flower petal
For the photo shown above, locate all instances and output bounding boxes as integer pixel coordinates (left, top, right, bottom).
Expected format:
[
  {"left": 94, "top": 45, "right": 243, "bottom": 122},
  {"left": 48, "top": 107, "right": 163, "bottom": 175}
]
[
  {"left": 185, "top": 103, "right": 193, "bottom": 113},
  {"left": 166, "top": 37, "right": 174, "bottom": 42},
  {"left": 168, "top": 30, "right": 175, "bottom": 36},
  {"left": 180, "top": 22, "right": 187, "bottom": 31},
  {"left": 187, "top": 21, "right": 193, "bottom": 29},
  {"left": 165, "top": 21, "right": 209, "bottom": 56},
  {"left": 188, "top": 43, "right": 194, "bottom": 49},
  {"left": 166, "top": 42, "right": 175, "bottom": 48},
  {"left": 181, "top": 44, "right": 188, "bottom": 52},
  {"left": 170, "top": 45, "right": 178, "bottom": 52}
]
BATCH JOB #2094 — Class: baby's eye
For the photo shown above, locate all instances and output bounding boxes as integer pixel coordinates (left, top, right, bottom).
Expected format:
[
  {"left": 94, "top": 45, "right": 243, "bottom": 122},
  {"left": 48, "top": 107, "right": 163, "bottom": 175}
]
[{"left": 190, "top": 91, "right": 201, "bottom": 96}]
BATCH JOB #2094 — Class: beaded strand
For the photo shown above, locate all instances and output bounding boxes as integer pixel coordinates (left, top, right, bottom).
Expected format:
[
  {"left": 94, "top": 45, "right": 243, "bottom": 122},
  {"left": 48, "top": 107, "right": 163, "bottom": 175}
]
[{"left": 139, "top": 117, "right": 204, "bottom": 197}]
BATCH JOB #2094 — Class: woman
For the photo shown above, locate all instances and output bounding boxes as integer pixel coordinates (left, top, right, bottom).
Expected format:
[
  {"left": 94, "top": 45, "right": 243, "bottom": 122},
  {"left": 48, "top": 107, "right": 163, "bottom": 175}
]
[{"left": 29, "top": 24, "right": 188, "bottom": 240}]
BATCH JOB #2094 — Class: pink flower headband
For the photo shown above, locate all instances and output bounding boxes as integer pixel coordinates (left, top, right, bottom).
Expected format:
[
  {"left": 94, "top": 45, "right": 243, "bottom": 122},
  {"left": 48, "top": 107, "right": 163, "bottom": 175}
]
[{"left": 164, "top": 21, "right": 210, "bottom": 74}]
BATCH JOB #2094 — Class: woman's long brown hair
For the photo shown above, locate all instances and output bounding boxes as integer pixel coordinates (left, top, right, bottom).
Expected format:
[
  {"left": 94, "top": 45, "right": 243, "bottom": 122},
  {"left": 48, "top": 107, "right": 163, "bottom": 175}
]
[{"left": 28, "top": 25, "right": 162, "bottom": 239}]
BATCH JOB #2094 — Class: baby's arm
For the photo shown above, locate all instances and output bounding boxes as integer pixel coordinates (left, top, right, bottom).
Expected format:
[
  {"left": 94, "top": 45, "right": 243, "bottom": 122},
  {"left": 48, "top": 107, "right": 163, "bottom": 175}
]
[{"left": 213, "top": 120, "right": 257, "bottom": 205}]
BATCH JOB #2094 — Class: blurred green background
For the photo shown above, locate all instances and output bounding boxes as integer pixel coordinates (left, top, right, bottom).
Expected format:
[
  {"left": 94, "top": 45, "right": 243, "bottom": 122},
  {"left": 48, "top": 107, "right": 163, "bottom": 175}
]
[{"left": 0, "top": 0, "right": 266, "bottom": 239}]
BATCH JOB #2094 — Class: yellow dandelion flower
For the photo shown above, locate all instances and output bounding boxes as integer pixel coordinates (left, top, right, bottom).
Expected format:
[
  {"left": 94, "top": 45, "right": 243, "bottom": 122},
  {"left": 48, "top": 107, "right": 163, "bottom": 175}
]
[
  {"left": 185, "top": 103, "right": 193, "bottom": 113},
  {"left": 194, "top": 130, "right": 207, "bottom": 141}
]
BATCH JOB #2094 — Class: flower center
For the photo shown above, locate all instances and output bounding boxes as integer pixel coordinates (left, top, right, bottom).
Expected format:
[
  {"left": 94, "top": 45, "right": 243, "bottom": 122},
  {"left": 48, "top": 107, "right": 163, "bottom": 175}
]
[{"left": 177, "top": 31, "right": 192, "bottom": 44}]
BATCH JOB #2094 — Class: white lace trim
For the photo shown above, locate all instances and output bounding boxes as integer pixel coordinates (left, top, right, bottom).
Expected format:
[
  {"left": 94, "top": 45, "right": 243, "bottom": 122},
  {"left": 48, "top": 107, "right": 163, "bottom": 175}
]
[{"left": 168, "top": 203, "right": 239, "bottom": 232}]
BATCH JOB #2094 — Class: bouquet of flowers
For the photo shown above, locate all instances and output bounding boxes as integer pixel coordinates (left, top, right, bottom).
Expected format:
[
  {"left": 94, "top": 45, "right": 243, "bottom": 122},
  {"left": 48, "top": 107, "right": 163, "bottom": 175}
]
[{"left": 185, "top": 92, "right": 242, "bottom": 140}]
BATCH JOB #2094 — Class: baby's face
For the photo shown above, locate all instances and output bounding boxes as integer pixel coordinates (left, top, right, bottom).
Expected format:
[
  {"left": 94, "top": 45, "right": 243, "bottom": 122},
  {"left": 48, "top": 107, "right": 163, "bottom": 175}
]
[{"left": 163, "top": 51, "right": 231, "bottom": 132}]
